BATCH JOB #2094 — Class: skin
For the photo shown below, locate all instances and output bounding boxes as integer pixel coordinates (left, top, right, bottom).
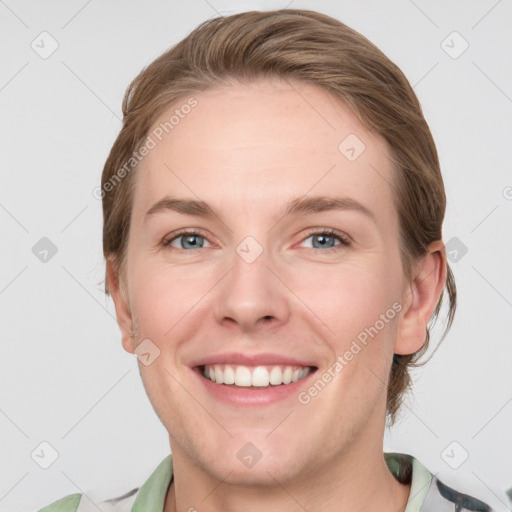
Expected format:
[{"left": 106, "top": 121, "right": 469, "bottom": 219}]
[{"left": 107, "top": 77, "right": 446, "bottom": 512}]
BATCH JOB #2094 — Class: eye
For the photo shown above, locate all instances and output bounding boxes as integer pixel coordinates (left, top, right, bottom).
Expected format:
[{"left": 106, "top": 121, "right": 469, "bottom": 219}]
[
  {"left": 299, "top": 229, "right": 351, "bottom": 251},
  {"left": 162, "top": 230, "right": 212, "bottom": 250},
  {"left": 161, "top": 228, "right": 350, "bottom": 252}
]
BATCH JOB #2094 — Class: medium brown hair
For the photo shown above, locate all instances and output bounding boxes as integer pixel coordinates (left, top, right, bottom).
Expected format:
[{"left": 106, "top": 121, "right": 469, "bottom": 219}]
[{"left": 101, "top": 9, "right": 456, "bottom": 424}]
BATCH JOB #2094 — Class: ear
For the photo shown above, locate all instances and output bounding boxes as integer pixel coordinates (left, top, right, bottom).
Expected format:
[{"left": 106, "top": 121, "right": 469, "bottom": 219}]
[
  {"left": 106, "top": 258, "right": 135, "bottom": 354},
  {"left": 394, "top": 240, "right": 447, "bottom": 355}
]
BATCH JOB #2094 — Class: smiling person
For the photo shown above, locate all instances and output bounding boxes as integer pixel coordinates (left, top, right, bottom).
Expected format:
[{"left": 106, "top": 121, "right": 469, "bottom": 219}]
[{"left": 39, "top": 8, "right": 493, "bottom": 512}]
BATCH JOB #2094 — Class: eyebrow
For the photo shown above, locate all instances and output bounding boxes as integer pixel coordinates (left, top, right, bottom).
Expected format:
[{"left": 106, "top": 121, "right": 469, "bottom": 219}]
[{"left": 144, "top": 195, "right": 376, "bottom": 223}]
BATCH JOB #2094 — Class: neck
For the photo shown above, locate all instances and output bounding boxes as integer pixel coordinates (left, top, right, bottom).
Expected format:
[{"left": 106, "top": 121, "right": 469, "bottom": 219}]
[{"left": 164, "top": 439, "right": 411, "bottom": 512}]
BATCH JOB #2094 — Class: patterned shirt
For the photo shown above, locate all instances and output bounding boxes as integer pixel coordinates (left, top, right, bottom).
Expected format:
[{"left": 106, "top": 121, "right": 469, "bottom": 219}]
[{"left": 37, "top": 452, "right": 493, "bottom": 511}]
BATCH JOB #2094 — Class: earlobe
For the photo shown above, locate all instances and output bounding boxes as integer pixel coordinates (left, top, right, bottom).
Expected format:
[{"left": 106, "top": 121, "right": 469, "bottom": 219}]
[
  {"left": 394, "top": 241, "right": 447, "bottom": 355},
  {"left": 106, "top": 258, "right": 135, "bottom": 354}
]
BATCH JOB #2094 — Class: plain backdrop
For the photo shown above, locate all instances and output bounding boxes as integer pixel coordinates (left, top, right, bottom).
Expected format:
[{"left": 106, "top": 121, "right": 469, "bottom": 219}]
[{"left": 1, "top": 0, "right": 511, "bottom": 511}]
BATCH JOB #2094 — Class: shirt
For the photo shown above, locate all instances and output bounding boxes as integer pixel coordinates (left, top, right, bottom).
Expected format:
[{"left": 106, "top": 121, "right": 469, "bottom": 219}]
[{"left": 37, "top": 452, "right": 493, "bottom": 511}]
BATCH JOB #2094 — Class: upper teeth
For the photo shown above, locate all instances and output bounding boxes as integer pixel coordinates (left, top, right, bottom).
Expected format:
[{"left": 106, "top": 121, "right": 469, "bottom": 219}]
[{"left": 202, "top": 364, "right": 312, "bottom": 387}]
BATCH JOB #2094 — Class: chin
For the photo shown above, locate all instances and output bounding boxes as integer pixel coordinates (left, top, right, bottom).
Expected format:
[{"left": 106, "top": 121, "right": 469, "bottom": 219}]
[
  {"left": 211, "top": 460, "right": 297, "bottom": 488},
  {"left": 198, "top": 441, "right": 311, "bottom": 487}
]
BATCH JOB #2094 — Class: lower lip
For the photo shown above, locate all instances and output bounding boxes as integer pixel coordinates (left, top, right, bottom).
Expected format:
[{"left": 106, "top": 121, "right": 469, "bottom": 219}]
[{"left": 193, "top": 367, "right": 317, "bottom": 406}]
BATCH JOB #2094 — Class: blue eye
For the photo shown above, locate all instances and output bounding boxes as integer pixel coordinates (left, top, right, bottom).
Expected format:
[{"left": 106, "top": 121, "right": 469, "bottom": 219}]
[
  {"left": 163, "top": 231, "right": 210, "bottom": 250},
  {"left": 162, "top": 229, "right": 350, "bottom": 252},
  {"left": 301, "top": 230, "right": 350, "bottom": 250}
]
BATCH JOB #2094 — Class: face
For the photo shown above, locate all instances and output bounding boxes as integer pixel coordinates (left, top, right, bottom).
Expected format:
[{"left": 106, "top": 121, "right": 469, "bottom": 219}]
[{"left": 109, "top": 77, "right": 428, "bottom": 485}]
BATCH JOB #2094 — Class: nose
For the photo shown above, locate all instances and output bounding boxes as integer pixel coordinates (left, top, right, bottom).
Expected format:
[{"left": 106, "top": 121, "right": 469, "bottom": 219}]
[{"left": 214, "top": 246, "right": 290, "bottom": 333}]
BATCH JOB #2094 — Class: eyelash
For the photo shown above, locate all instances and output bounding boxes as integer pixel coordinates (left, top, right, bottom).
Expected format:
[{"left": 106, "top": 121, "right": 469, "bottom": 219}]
[{"left": 161, "top": 228, "right": 351, "bottom": 252}]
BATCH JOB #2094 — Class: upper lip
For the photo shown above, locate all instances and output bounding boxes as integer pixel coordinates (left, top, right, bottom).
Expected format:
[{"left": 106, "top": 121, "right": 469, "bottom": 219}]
[{"left": 189, "top": 352, "right": 317, "bottom": 368}]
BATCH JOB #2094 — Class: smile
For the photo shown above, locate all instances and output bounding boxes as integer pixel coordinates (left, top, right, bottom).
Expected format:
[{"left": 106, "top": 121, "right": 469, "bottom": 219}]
[{"left": 200, "top": 364, "right": 314, "bottom": 388}]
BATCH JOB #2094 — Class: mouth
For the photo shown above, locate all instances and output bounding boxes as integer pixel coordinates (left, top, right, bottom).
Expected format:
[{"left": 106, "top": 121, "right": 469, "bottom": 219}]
[{"left": 195, "top": 364, "right": 318, "bottom": 389}]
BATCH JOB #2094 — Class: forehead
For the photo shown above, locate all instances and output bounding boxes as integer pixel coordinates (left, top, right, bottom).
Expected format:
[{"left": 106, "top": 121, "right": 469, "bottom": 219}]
[{"left": 133, "top": 78, "right": 396, "bottom": 222}]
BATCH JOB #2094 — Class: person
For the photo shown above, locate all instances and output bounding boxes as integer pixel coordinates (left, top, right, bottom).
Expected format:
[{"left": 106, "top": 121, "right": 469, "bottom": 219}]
[{"left": 38, "top": 8, "right": 494, "bottom": 512}]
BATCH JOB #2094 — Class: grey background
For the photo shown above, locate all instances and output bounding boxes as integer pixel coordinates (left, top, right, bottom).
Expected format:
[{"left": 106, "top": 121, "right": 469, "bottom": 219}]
[{"left": 1, "top": 0, "right": 511, "bottom": 510}]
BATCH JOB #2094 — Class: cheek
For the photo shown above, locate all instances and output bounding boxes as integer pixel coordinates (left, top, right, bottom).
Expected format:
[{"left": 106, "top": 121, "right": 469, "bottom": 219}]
[
  {"left": 127, "top": 257, "right": 218, "bottom": 343},
  {"left": 297, "top": 259, "right": 399, "bottom": 336},
  {"left": 293, "top": 260, "right": 400, "bottom": 388}
]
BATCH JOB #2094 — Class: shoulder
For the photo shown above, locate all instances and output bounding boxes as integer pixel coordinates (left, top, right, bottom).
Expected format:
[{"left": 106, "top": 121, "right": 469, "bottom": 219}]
[
  {"left": 385, "top": 452, "right": 494, "bottom": 511},
  {"left": 35, "top": 454, "right": 172, "bottom": 512},
  {"left": 425, "top": 475, "right": 493, "bottom": 511},
  {"left": 37, "top": 493, "right": 82, "bottom": 512},
  {"left": 36, "top": 488, "right": 139, "bottom": 512}
]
